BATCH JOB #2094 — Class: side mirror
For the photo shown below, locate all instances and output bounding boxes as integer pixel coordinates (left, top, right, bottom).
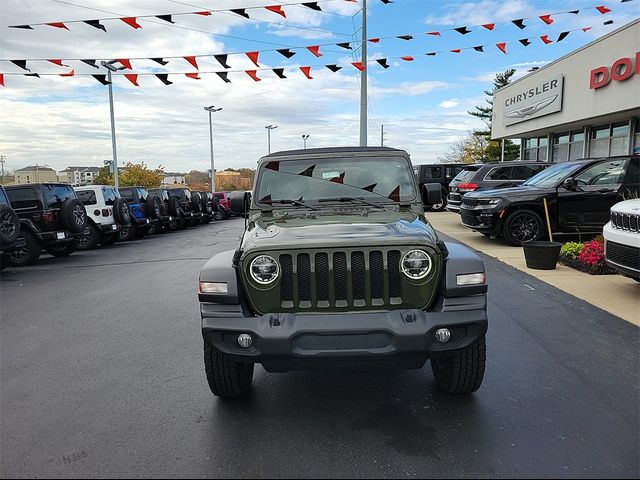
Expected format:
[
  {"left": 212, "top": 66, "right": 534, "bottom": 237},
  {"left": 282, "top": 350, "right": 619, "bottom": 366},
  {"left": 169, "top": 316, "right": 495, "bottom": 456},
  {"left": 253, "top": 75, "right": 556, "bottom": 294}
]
[
  {"left": 563, "top": 177, "right": 577, "bottom": 190},
  {"left": 422, "top": 183, "right": 442, "bottom": 206},
  {"left": 229, "top": 191, "right": 251, "bottom": 214}
]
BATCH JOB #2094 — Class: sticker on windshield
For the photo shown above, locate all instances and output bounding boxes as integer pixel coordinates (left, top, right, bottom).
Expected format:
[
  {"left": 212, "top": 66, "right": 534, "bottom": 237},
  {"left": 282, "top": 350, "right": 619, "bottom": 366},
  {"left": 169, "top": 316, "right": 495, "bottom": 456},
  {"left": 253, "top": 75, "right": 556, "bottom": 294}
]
[{"left": 322, "top": 171, "right": 341, "bottom": 180}]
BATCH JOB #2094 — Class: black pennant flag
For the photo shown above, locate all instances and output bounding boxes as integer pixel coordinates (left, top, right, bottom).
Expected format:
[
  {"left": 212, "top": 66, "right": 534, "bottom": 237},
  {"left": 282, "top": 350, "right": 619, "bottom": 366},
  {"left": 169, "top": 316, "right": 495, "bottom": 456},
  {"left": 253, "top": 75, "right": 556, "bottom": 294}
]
[
  {"left": 397, "top": 35, "right": 413, "bottom": 40},
  {"left": 84, "top": 19, "right": 107, "bottom": 32},
  {"left": 376, "top": 58, "right": 390, "bottom": 69},
  {"left": 302, "top": 2, "right": 322, "bottom": 11},
  {"left": 519, "top": 38, "right": 531, "bottom": 46},
  {"left": 151, "top": 57, "right": 169, "bottom": 65},
  {"left": 325, "top": 64, "right": 342, "bottom": 72},
  {"left": 25, "top": 73, "right": 40, "bottom": 78},
  {"left": 92, "top": 74, "right": 111, "bottom": 85},
  {"left": 277, "top": 48, "right": 296, "bottom": 59},
  {"left": 155, "top": 74, "right": 173, "bottom": 85},
  {"left": 336, "top": 42, "right": 352, "bottom": 50},
  {"left": 9, "top": 24, "right": 34, "bottom": 29},
  {"left": 512, "top": 19, "right": 526, "bottom": 29},
  {"left": 603, "top": 20, "right": 614, "bottom": 25},
  {"left": 473, "top": 45, "right": 485, "bottom": 52},
  {"left": 11, "top": 60, "right": 30, "bottom": 71},
  {"left": 216, "top": 72, "right": 231, "bottom": 83},
  {"left": 231, "top": 8, "right": 250, "bottom": 18},
  {"left": 156, "top": 15, "right": 175, "bottom": 23},
  {"left": 426, "top": 52, "right": 437, "bottom": 56},
  {"left": 557, "top": 31, "right": 570, "bottom": 42},
  {"left": 214, "top": 54, "right": 230, "bottom": 68},
  {"left": 568, "top": 10, "right": 580, "bottom": 14},
  {"left": 454, "top": 26, "right": 471, "bottom": 35},
  {"left": 272, "top": 68, "right": 287, "bottom": 79},
  {"left": 380, "top": 0, "right": 393, "bottom": 3},
  {"left": 81, "top": 59, "right": 99, "bottom": 68}
]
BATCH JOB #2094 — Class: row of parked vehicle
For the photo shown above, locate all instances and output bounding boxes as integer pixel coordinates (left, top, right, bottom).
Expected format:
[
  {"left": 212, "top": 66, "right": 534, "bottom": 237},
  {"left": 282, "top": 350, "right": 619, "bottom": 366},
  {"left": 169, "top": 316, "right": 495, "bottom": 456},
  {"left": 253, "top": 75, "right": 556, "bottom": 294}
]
[{"left": 0, "top": 183, "right": 237, "bottom": 269}]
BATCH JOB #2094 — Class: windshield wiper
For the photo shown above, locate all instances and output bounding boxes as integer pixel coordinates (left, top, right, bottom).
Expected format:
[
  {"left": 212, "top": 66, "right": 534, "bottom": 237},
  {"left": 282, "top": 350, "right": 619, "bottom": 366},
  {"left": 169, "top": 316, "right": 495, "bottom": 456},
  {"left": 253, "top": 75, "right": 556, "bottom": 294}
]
[
  {"left": 260, "top": 199, "right": 320, "bottom": 210},
  {"left": 317, "top": 197, "right": 385, "bottom": 209}
]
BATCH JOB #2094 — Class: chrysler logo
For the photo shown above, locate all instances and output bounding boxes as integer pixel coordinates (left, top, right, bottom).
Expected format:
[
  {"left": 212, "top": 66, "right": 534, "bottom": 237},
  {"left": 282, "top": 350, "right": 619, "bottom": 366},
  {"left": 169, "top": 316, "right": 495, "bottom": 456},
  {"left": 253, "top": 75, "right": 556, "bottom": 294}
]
[{"left": 504, "top": 94, "right": 558, "bottom": 119}]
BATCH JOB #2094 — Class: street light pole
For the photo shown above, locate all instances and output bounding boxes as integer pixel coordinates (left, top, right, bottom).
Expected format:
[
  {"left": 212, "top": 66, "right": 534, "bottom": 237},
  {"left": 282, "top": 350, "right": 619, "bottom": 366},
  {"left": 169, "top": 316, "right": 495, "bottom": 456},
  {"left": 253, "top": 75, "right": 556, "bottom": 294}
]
[
  {"left": 204, "top": 106, "right": 222, "bottom": 193},
  {"left": 265, "top": 125, "right": 278, "bottom": 154},
  {"left": 302, "top": 134, "right": 309, "bottom": 149},
  {"left": 359, "top": 0, "right": 368, "bottom": 147},
  {"left": 101, "top": 60, "right": 125, "bottom": 188}
]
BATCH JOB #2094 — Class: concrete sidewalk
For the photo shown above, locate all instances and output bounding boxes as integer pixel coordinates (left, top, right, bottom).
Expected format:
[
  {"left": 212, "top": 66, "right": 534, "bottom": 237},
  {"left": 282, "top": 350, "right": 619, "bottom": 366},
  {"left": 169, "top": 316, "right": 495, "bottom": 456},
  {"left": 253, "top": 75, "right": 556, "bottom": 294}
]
[{"left": 429, "top": 212, "right": 640, "bottom": 326}]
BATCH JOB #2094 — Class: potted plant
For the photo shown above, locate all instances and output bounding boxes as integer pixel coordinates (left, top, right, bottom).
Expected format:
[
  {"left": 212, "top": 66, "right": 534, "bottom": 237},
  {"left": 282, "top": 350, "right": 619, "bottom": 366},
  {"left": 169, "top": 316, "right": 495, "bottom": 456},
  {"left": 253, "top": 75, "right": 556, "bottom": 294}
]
[{"left": 522, "top": 198, "right": 563, "bottom": 270}]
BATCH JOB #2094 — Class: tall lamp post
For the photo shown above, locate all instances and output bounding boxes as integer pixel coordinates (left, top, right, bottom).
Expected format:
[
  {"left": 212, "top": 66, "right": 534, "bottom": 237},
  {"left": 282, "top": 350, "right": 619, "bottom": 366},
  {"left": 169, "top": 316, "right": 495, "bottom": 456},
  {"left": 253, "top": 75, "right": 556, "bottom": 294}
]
[
  {"left": 204, "top": 106, "right": 222, "bottom": 193},
  {"left": 265, "top": 125, "right": 278, "bottom": 154},
  {"left": 100, "top": 60, "right": 126, "bottom": 187},
  {"left": 302, "top": 134, "right": 310, "bottom": 149}
]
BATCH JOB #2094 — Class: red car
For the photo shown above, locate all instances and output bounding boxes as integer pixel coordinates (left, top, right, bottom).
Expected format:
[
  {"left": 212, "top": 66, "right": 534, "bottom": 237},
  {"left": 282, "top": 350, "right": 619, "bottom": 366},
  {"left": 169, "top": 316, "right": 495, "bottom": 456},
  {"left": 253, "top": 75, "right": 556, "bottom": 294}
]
[{"left": 213, "top": 192, "right": 231, "bottom": 220}]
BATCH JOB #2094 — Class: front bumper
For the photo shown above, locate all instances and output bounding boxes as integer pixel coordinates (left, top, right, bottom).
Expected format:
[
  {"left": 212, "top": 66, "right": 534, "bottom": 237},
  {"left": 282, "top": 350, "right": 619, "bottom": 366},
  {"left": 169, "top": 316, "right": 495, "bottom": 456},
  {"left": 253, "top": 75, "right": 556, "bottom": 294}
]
[
  {"left": 201, "top": 295, "right": 488, "bottom": 372},
  {"left": 459, "top": 206, "right": 501, "bottom": 234},
  {"left": 604, "top": 222, "right": 640, "bottom": 279}
]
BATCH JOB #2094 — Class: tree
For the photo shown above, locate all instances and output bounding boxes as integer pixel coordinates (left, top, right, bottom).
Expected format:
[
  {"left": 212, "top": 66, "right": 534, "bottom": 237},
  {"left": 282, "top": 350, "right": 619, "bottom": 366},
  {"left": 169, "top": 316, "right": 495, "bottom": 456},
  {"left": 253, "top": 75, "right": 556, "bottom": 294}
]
[
  {"left": 119, "top": 162, "right": 164, "bottom": 188},
  {"left": 185, "top": 170, "right": 210, "bottom": 185},
  {"left": 438, "top": 132, "right": 490, "bottom": 164},
  {"left": 93, "top": 166, "right": 114, "bottom": 185}
]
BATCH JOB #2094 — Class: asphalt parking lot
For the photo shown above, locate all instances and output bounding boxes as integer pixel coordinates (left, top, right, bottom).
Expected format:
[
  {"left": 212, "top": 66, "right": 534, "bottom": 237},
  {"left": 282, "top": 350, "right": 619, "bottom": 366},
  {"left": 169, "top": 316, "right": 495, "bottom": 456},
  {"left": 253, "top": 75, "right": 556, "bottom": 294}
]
[{"left": 1, "top": 217, "right": 638, "bottom": 478}]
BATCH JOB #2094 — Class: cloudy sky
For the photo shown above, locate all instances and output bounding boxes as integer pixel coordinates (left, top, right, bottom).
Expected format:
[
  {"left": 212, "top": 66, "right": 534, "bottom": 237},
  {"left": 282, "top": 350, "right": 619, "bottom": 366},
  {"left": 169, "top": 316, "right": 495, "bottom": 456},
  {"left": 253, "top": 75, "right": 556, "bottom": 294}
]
[{"left": 0, "top": 0, "right": 637, "bottom": 173}]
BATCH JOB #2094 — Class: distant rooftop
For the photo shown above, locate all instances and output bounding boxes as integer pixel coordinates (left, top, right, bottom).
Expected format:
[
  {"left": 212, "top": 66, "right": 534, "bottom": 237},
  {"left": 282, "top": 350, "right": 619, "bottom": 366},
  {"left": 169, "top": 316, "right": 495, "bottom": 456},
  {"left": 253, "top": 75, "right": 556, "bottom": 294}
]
[{"left": 16, "top": 165, "right": 55, "bottom": 172}]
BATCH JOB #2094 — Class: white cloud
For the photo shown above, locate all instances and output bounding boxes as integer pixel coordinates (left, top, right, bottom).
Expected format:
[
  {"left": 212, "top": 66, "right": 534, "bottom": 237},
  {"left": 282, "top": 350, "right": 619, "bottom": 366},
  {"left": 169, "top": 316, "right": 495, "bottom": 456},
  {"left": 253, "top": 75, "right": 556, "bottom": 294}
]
[
  {"left": 439, "top": 99, "right": 459, "bottom": 108},
  {"left": 424, "top": 0, "right": 533, "bottom": 26}
]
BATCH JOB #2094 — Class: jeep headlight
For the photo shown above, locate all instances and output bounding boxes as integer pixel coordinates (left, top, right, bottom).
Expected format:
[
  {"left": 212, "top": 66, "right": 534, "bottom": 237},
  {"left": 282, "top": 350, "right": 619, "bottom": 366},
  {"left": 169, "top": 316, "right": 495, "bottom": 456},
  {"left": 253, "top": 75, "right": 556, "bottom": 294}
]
[
  {"left": 250, "top": 255, "right": 279, "bottom": 284},
  {"left": 401, "top": 250, "right": 432, "bottom": 280},
  {"left": 478, "top": 198, "right": 502, "bottom": 206}
]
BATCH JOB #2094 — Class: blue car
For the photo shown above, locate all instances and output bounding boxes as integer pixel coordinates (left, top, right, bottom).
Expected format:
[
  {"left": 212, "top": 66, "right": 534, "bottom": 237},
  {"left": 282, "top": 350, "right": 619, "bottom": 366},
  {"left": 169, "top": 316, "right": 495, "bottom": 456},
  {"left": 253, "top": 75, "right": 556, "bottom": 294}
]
[{"left": 117, "top": 186, "right": 161, "bottom": 240}]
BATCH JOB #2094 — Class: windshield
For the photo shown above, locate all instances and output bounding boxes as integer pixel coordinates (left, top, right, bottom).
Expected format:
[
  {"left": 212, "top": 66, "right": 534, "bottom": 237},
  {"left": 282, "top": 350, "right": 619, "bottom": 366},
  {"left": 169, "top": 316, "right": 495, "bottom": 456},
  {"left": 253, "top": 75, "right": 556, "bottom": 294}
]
[
  {"left": 522, "top": 162, "right": 584, "bottom": 187},
  {"left": 43, "top": 184, "right": 76, "bottom": 208},
  {"left": 453, "top": 167, "right": 480, "bottom": 183},
  {"left": 255, "top": 156, "right": 417, "bottom": 205}
]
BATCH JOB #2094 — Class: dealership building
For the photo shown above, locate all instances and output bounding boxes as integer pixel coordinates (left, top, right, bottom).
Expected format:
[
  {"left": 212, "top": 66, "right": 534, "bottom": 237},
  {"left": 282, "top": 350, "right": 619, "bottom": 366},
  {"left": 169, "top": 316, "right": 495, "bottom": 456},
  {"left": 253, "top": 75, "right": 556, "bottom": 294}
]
[{"left": 492, "top": 19, "right": 639, "bottom": 162}]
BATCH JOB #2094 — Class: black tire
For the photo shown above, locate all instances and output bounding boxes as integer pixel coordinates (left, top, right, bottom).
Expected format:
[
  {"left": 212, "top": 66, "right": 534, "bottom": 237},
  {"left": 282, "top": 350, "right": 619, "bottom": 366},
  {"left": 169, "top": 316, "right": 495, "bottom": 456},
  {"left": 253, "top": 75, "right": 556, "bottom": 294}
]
[
  {"left": 502, "top": 209, "right": 544, "bottom": 246},
  {"left": 146, "top": 196, "right": 162, "bottom": 220},
  {"left": 204, "top": 341, "right": 254, "bottom": 398},
  {"left": 0, "top": 205, "right": 20, "bottom": 246},
  {"left": 431, "top": 337, "right": 486, "bottom": 394},
  {"left": 213, "top": 210, "right": 224, "bottom": 221},
  {"left": 429, "top": 188, "right": 448, "bottom": 212},
  {"left": 76, "top": 224, "right": 99, "bottom": 251},
  {"left": 6, "top": 231, "right": 41, "bottom": 267},
  {"left": 60, "top": 199, "right": 87, "bottom": 234},
  {"left": 191, "top": 193, "right": 202, "bottom": 213},
  {"left": 47, "top": 241, "right": 76, "bottom": 257},
  {"left": 118, "top": 224, "right": 137, "bottom": 242},
  {"left": 113, "top": 198, "right": 131, "bottom": 225},
  {"left": 169, "top": 197, "right": 182, "bottom": 217},
  {"left": 147, "top": 222, "right": 158, "bottom": 235}
]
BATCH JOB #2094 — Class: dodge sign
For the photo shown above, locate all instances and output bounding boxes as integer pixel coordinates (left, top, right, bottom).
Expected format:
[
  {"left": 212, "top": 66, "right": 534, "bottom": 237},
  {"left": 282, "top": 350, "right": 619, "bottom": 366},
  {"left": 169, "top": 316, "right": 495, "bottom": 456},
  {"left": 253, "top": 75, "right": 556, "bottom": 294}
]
[{"left": 503, "top": 75, "right": 564, "bottom": 126}]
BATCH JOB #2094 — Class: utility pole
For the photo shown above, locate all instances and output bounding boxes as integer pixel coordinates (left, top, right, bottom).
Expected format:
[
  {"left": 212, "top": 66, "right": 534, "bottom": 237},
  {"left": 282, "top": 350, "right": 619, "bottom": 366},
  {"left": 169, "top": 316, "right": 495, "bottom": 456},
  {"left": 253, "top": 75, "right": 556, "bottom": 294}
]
[
  {"left": 0, "top": 154, "right": 5, "bottom": 184},
  {"left": 205, "top": 106, "right": 222, "bottom": 193},
  {"left": 380, "top": 124, "right": 384, "bottom": 147},
  {"left": 302, "top": 134, "right": 309, "bottom": 149},
  {"left": 359, "top": 0, "right": 368, "bottom": 147},
  {"left": 265, "top": 125, "right": 278, "bottom": 154},
  {"left": 501, "top": 138, "right": 505, "bottom": 162},
  {"left": 101, "top": 60, "right": 125, "bottom": 188}
]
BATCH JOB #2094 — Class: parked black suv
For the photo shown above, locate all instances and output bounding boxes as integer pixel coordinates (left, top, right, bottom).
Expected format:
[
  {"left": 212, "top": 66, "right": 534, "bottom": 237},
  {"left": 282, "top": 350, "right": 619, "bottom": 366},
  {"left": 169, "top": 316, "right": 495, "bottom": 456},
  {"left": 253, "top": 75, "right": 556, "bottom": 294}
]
[
  {"left": 414, "top": 163, "right": 465, "bottom": 211},
  {"left": 4, "top": 183, "right": 87, "bottom": 266},
  {"left": 447, "top": 161, "right": 551, "bottom": 213},
  {"left": 195, "top": 191, "right": 216, "bottom": 224},
  {"left": 460, "top": 156, "right": 640, "bottom": 245},
  {"left": 167, "top": 187, "right": 200, "bottom": 227},
  {"left": 147, "top": 187, "right": 184, "bottom": 231},
  {"left": 0, "top": 185, "right": 25, "bottom": 268}
]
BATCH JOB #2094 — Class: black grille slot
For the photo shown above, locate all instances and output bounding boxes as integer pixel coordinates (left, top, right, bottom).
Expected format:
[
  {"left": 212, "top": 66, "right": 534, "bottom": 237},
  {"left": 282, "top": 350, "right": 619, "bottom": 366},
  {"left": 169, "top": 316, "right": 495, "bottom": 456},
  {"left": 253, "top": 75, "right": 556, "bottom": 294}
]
[
  {"left": 631, "top": 215, "right": 638, "bottom": 232},
  {"left": 351, "top": 252, "right": 366, "bottom": 301},
  {"left": 388, "top": 250, "right": 402, "bottom": 298},
  {"left": 315, "top": 253, "right": 329, "bottom": 302},
  {"left": 623, "top": 215, "right": 630, "bottom": 229},
  {"left": 280, "top": 254, "right": 293, "bottom": 301},
  {"left": 607, "top": 242, "right": 640, "bottom": 271},
  {"left": 334, "top": 252, "right": 348, "bottom": 301},
  {"left": 462, "top": 197, "right": 478, "bottom": 208},
  {"left": 297, "top": 253, "right": 311, "bottom": 302},
  {"left": 370, "top": 251, "right": 384, "bottom": 299},
  {"left": 461, "top": 212, "right": 479, "bottom": 226}
]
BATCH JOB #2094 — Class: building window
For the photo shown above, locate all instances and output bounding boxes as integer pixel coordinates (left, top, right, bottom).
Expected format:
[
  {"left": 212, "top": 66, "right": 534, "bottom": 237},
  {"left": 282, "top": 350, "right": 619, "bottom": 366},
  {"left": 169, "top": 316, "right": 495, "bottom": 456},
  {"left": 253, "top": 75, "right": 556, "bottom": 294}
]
[
  {"left": 523, "top": 136, "right": 548, "bottom": 161},
  {"left": 589, "top": 122, "right": 630, "bottom": 157},
  {"left": 552, "top": 130, "right": 585, "bottom": 162}
]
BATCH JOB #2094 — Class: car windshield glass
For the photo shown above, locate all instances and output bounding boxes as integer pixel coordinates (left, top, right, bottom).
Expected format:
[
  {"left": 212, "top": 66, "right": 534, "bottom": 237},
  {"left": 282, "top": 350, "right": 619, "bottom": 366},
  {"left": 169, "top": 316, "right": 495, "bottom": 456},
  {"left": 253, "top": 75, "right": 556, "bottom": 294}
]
[
  {"left": 103, "top": 187, "right": 119, "bottom": 205},
  {"left": 76, "top": 190, "right": 97, "bottom": 205},
  {"left": 168, "top": 189, "right": 185, "bottom": 200},
  {"left": 453, "top": 167, "right": 480, "bottom": 183},
  {"left": 255, "top": 156, "right": 416, "bottom": 205},
  {"left": 0, "top": 188, "right": 8, "bottom": 205},
  {"left": 43, "top": 185, "right": 76, "bottom": 208},
  {"left": 119, "top": 189, "right": 135, "bottom": 202},
  {"left": 522, "top": 162, "right": 584, "bottom": 187}
]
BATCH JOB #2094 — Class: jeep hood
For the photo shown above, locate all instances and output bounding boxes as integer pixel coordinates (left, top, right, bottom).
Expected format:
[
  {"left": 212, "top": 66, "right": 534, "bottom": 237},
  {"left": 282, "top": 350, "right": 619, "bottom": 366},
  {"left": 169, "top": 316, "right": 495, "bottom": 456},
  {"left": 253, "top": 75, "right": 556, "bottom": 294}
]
[{"left": 240, "top": 211, "right": 438, "bottom": 253}]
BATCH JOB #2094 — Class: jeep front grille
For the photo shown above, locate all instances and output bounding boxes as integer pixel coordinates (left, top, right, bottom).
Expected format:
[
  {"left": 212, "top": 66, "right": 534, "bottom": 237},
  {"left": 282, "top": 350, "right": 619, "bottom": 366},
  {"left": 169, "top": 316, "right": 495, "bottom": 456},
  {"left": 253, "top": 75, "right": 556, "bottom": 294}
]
[
  {"left": 606, "top": 241, "right": 640, "bottom": 272},
  {"left": 610, "top": 212, "right": 640, "bottom": 233}
]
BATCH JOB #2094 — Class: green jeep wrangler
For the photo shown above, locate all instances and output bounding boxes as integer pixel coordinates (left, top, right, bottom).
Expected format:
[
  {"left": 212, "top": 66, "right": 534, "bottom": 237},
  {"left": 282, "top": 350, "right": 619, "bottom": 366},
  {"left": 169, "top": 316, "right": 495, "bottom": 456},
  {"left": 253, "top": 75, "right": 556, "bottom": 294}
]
[{"left": 198, "top": 147, "right": 488, "bottom": 397}]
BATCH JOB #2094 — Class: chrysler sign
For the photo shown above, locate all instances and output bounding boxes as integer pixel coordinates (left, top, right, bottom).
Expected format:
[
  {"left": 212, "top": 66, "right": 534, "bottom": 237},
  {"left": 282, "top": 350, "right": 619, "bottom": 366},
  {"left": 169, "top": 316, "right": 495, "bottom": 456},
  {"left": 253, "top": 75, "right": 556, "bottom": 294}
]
[{"left": 503, "top": 75, "right": 563, "bottom": 126}]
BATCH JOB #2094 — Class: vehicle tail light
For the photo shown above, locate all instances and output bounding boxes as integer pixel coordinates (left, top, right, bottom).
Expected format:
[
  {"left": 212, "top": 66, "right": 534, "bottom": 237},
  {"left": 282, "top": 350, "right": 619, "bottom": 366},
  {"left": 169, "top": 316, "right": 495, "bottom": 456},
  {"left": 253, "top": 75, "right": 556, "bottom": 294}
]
[
  {"left": 41, "top": 211, "right": 55, "bottom": 224},
  {"left": 458, "top": 183, "right": 479, "bottom": 192},
  {"left": 102, "top": 208, "right": 110, "bottom": 217}
]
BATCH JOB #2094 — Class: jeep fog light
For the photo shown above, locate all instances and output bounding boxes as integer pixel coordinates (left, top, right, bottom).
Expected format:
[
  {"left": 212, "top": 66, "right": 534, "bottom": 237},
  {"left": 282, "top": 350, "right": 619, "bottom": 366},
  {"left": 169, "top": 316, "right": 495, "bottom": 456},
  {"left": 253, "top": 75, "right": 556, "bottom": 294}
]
[
  {"left": 237, "top": 334, "right": 253, "bottom": 348},
  {"left": 456, "top": 273, "right": 486, "bottom": 286},
  {"left": 435, "top": 328, "right": 451, "bottom": 343},
  {"left": 250, "top": 255, "right": 279, "bottom": 284},
  {"left": 401, "top": 250, "right": 432, "bottom": 280},
  {"left": 198, "top": 281, "right": 228, "bottom": 294}
]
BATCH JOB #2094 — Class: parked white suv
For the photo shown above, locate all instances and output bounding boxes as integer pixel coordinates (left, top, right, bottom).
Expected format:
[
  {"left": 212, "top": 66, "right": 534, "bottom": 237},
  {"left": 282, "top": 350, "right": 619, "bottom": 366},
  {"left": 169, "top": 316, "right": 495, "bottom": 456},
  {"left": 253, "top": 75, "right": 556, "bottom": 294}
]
[
  {"left": 603, "top": 199, "right": 640, "bottom": 281},
  {"left": 74, "top": 185, "right": 131, "bottom": 249}
]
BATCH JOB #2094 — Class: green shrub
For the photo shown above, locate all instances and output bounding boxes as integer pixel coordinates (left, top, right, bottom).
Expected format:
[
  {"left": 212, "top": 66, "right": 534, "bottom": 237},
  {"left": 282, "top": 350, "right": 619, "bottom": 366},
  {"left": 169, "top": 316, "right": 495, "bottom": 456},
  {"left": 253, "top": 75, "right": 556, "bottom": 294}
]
[{"left": 560, "top": 242, "right": 584, "bottom": 259}]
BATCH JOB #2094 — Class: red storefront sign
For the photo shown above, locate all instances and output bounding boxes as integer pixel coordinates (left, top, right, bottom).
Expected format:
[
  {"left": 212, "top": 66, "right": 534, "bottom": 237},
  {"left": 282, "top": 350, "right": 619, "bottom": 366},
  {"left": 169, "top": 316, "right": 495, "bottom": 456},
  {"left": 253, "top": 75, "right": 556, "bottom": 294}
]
[{"left": 590, "top": 52, "right": 640, "bottom": 89}]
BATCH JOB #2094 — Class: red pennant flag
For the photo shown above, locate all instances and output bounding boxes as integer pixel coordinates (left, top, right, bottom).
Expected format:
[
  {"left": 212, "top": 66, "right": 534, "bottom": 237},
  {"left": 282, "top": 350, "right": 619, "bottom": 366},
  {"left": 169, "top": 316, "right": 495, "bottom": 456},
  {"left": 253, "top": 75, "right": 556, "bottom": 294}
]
[
  {"left": 184, "top": 56, "right": 199, "bottom": 69},
  {"left": 186, "top": 73, "right": 201, "bottom": 80},
  {"left": 60, "top": 69, "right": 75, "bottom": 77},
  {"left": 496, "top": 42, "right": 507, "bottom": 54},
  {"left": 265, "top": 5, "right": 286, "bottom": 18},
  {"left": 306, "top": 46, "right": 322, "bottom": 57},
  {"left": 47, "top": 22, "right": 69, "bottom": 30},
  {"left": 539, "top": 14, "right": 553, "bottom": 24},
  {"left": 351, "top": 62, "right": 365, "bottom": 71},
  {"left": 120, "top": 17, "right": 142, "bottom": 29},
  {"left": 194, "top": 11, "right": 212, "bottom": 16},
  {"left": 540, "top": 35, "right": 553, "bottom": 44},
  {"left": 246, "top": 70, "right": 261, "bottom": 81},
  {"left": 0, "top": 74, "right": 4, "bottom": 87},
  {"left": 47, "top": 59, "right": 69, "bottom": 67},
  {"left": 596, "top": 5, "right": 611, "bottom": 14},
  {"left": 117, "top": 59, "right": 133, "bottom": 69},
  {"left": 368, "top": 38, "right": 380, "bottom": 43},
  {"left": 300, "top": 66, "right": 313, "bottom": 79},
  {"left": 246, "top": 51, "right": 260, "bottom": 67},
  {"left": 426, "top": 31, "right": 441, "bottom": 36},
  {"left": 582, "top": 27, "right": 592, "bottom": 32},
  {"left": 387, "top": 186, "right": 400, "bottom": 202},
  {"left": 482, "top": 23, "right": 495, "bottom": 30},
  {"left": 124, "top": 74, "right": 139, "bottom": 86},
  {"left": 401, "top": 56, "right": 414, "bottom": 61},
  {"left": 450, "top": 49, "right": 461, "bottom": 53}
]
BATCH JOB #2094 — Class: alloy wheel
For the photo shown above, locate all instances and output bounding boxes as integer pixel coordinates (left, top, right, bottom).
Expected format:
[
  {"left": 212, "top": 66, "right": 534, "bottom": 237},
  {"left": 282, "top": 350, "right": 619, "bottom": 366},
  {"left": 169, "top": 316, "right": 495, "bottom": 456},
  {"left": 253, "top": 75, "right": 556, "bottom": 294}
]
[
  {"left": 510, "top": 213, "right": 541, "bottom": 243},
  {"left": 0, "top": 212, "right": 17, "bottom": 237},
  {"left": 73, "top": 205, "right": 86, "bottom": 226}
]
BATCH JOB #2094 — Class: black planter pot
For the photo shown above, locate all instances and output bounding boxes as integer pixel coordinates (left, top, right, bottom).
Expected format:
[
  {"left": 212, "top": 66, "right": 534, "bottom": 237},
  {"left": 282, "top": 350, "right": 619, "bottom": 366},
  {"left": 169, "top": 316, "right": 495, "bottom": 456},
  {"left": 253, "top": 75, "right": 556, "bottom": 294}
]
[{"left": 523, "top": 241, "right": 563, "bottom": 270}]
